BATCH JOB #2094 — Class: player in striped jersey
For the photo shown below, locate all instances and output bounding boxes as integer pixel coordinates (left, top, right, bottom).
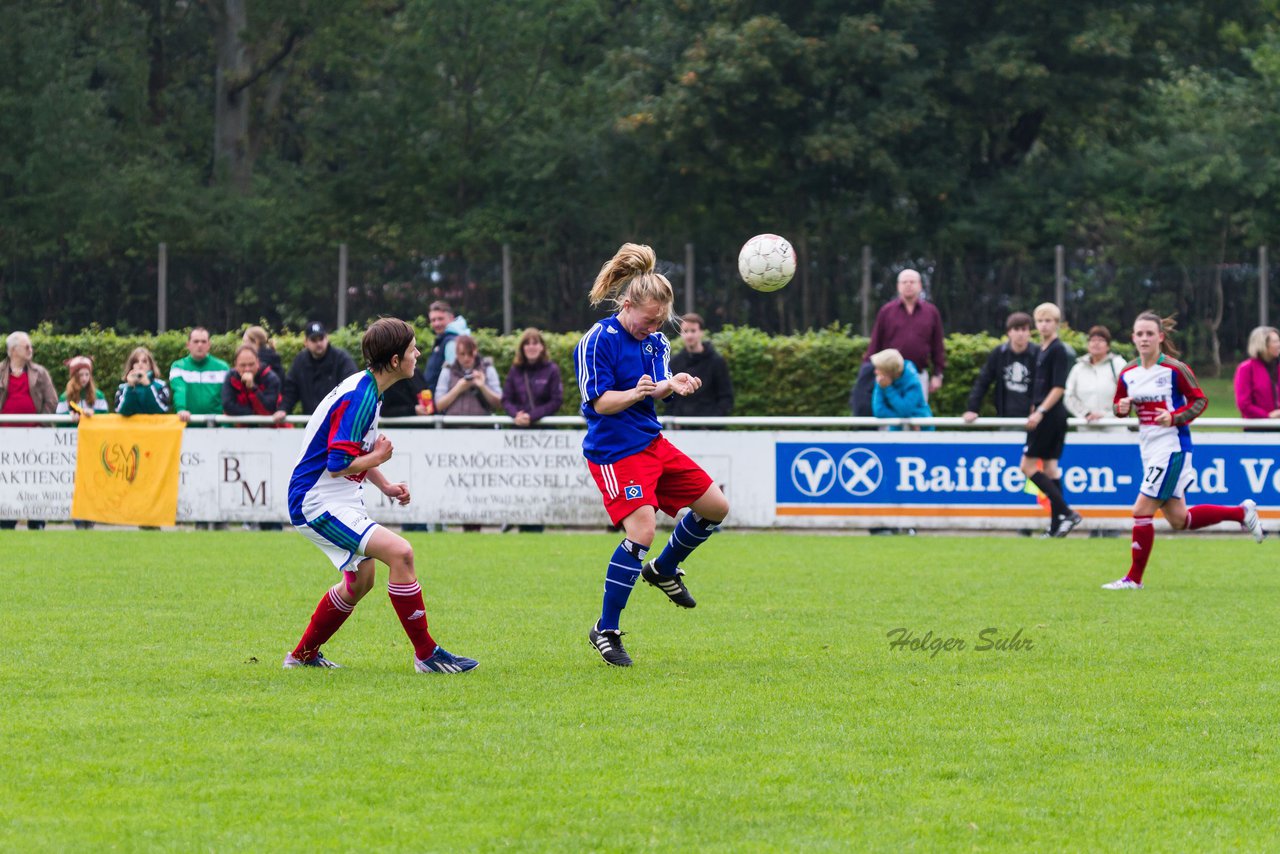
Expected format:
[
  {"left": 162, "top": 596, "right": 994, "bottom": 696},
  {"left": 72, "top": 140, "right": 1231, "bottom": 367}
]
[
  {"left": 575, "top": 244, "right": 730, "bottom": 666},
  {"left": 282, "top": 317, "right": 478, "bottom": 673},
  {"left": 1103, "top": 312, "right": 1264, "bottom": 590}
]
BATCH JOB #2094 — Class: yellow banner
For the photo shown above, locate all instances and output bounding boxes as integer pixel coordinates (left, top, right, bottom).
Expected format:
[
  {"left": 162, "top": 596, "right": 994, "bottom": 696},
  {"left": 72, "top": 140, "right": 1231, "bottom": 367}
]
[{"left": 71, "top": 415, "right": 186, "bottom": 527}]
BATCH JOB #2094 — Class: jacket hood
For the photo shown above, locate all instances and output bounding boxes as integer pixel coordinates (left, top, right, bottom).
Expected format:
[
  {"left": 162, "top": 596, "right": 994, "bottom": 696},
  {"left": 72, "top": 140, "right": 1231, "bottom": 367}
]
[{"left": 445, "top": 315, "right": 470, "bottom": 336}]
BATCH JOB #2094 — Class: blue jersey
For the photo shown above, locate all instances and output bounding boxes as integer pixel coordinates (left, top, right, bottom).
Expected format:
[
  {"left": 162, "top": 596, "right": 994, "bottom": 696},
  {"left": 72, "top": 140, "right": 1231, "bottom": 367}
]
[
  {"left": 287, "top": 371, "right": 383, "bottom": 525},
  {"left": 575, "top": 316, "right": 672, "bottom": 464}
]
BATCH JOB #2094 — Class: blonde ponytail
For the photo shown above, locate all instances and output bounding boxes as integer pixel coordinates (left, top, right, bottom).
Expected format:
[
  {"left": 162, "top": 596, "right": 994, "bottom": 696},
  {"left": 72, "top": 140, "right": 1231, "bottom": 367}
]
[{"left": 589, "top": 243, "right": 676, "bottom": 321}]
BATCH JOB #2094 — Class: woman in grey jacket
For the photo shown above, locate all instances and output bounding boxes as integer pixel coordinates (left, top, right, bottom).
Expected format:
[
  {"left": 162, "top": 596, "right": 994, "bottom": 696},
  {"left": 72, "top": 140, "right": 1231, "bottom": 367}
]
[{"left": 1065, "top": 325, "right": 1128, "bottom": 427}]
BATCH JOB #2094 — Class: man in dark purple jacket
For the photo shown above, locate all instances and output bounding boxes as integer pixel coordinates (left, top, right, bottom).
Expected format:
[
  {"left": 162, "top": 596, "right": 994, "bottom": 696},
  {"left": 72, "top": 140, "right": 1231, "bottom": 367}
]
[{"left": 851, "top": 269, "right": 946, "bottom": 415}]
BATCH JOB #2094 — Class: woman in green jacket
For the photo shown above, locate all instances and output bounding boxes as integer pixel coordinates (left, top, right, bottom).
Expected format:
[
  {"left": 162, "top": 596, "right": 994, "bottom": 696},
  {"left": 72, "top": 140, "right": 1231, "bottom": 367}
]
[{"left": 114, "top": 347, "right": 172, "bottom": 415}]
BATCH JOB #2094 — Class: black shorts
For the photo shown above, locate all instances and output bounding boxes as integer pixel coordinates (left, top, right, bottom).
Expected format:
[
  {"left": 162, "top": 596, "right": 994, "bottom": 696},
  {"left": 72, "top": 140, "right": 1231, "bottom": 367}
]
[{"left": 1023, "top": 410, "right": 1068, "bottom": 460}]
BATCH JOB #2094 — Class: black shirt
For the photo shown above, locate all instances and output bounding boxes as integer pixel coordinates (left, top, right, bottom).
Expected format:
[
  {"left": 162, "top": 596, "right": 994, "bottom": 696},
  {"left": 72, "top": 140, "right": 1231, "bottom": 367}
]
[
  {"left": 666, "top": 342, "right": 735, "bottom": 417},
  {"left": 281, "top": 345, "right": 359, "bottom": 414},
  {"left": 1032, "top": 338, "right": 1073, "bottom": 412},
  {"left": 381, "top": 369, "right": 429, "bottom": 417},
  {"left": 965, "top": 342, "right": 1039, "bottom": 417}
]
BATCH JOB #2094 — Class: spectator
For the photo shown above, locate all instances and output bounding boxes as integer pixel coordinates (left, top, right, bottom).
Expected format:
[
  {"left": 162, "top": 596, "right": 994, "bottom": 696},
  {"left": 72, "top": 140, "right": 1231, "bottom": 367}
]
[
  {"left": 1234, "top": 325, "right": 1280, "bottom": 423},
  {"left": 665, "top": 313, "right": 734, "bottom": 418},
  {"left": 380, "top": 327, "right": 431, "bottom": 418},
  {"left": 962, "top": 312, "right": 1039, "bottom": 422},
  {"left": 1, "top": 331, "right": 57, "bottom": 529},
  {"left": 438, "top": 334, "right": 500, "bottom": 534},
  {"left": 222, "top": 344, "right": 283, "bottom": 418},
  {"left": 423, "top": 300, "right": 471, "bottom": 396},
  {"left": 436, "top": 335, "right": 502, "bottom": 416},
  {"left": 502, "top": 328, "right": 564, "bottom": 427},
  {"left": 850, "top": 268, "right": 946, "bottom": 415},
  {"left": 56, "top": 355, "right": 107, "bottom": 529},
  {"left": 115, "top": 346, "right": 171, "bottom": 415},
  {"left": 497, "top": 327, "right": 564, "bottom": 535},
  {"left": 0, "top": 331, "right": 57, "bottom": 419},
  {"left": 169, "top": 327, "right": 229, "bottom": 424},
  {"left": 242, "top": 325, "right": 284, "bottom": 378},
  {"left": 56, "top": 355, "right": 109, "bottom": 421},
  {"left": 276, "top": 321, "right": 358, "bottom": 419},
  {"left": 1020, "top": 303, "right": 1082, "bottom": 538},
  {"left": 870, "top": 348, "right": 934, "bottom": 429},
  {"left": 1065, "top": 325, "right": 1128, "bottom": 428}
]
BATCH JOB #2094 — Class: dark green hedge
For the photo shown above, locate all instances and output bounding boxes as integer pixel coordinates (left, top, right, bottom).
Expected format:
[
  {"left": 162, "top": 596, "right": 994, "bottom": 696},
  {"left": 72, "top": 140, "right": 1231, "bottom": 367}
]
[{"left": 7, "top": 321, "right": 1128, "bottom": 417}]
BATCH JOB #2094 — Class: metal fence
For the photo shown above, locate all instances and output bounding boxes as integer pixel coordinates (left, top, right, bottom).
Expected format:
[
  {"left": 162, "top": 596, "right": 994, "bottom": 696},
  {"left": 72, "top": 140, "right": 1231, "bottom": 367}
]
[{"left": 5, "top": 242, "right": 1276, "bottom": 368}]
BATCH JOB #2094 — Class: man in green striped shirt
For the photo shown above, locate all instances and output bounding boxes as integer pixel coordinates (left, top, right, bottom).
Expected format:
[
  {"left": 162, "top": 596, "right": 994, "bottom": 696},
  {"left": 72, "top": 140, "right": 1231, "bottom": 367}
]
[{"left": 169, "top": 327, "right": 229, "bottom": 423}]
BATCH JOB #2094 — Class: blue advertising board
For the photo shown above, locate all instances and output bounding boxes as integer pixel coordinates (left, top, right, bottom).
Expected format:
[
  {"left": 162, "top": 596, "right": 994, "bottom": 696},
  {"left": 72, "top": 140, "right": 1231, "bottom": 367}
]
[{"left": 776, "top": 435, "right": 1280, "bottom": 509}]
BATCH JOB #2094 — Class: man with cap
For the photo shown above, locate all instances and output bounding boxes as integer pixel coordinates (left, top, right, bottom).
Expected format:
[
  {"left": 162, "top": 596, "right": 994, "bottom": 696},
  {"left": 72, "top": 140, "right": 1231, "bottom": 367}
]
[{"left": 275, "top": 321, "right": 358, "bottom": 419}]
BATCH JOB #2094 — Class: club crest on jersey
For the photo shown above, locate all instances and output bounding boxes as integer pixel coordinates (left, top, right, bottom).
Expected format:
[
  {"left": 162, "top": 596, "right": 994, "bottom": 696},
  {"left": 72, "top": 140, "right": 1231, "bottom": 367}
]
[
  {"left": 644, "top": 343, "right": 654, "bottom": 354},
  {"left": 624, "top": 484, "right": 644, "bottom": 500}
]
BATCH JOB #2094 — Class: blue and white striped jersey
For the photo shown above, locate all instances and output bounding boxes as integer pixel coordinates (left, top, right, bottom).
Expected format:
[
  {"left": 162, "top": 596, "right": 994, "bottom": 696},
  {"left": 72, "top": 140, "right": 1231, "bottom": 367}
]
[
  {"left": 287, "top": 370, "right": 382, "bottom": 525},
  {"left": 574, "top": 316, "right": 671, "bottom": 465}
]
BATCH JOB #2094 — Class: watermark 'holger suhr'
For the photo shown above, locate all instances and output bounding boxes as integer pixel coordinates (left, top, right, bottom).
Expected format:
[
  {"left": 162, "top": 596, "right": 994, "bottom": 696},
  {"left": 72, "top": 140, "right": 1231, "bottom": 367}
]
[{"left": 886, "top": 627, "right": 1034, "bottom": 658}]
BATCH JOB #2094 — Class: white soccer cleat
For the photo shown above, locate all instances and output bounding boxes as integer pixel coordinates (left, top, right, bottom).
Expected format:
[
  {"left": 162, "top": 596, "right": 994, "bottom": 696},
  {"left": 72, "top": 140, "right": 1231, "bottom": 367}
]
[
  {"left": 283, "top": 651, "right": 341, "bottom": 668},
  {"left": 1101, "top": 578, "right": 1143, "bottom": 590},
  {"left": 1241, "top": 499, "right": 1265, "bottom": 544}
]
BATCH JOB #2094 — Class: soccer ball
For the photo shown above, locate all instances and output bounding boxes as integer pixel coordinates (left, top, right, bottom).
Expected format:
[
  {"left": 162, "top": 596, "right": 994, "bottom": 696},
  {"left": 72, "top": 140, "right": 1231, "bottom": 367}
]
[{"left": 738, "top": 233, "right": 796, "bottom": 292}]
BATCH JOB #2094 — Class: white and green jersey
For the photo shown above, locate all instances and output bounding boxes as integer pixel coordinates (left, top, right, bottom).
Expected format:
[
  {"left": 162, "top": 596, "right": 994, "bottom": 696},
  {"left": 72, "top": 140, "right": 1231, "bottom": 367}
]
[{"left": 169, "top": 354, "right": 229, "bottom": 414}]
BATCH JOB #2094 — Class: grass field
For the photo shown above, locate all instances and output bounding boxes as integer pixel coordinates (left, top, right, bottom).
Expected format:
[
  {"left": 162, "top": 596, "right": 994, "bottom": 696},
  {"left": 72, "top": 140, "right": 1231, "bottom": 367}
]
[
  {"left": 1198, "top": 377, "right": 1237, "bottom": 419},
  {"left": 4, "top": 529, "right": 1279, "bottom": 852}
]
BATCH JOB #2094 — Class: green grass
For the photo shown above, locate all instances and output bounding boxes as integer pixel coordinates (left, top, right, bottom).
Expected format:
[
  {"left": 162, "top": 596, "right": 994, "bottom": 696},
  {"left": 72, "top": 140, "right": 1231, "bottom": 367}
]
[
  {"left": 4, "top": 531, "right": 1279, "bottom": 852},
  {"left": 1199, "top": 376, "right": 1237, "bottom": 419}
]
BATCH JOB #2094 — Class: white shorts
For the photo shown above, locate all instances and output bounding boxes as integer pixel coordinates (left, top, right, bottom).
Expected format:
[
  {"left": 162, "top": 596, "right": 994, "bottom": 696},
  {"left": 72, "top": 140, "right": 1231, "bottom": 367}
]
[
  {"left": 294, "top": 503, "right": 379, "bottom": 573},
  {"left": 1138, "top": 450, "right": 1194, "bottom": 502}
]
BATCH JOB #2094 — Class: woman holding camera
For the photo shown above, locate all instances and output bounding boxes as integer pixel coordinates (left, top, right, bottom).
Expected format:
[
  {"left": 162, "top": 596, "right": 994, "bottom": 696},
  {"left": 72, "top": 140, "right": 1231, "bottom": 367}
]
[
  {"left": 114, "top": 346, "right": 172, "bottom": 415},
  {"left": 434, "top": 334, "right": 502, "bottom": 415}
]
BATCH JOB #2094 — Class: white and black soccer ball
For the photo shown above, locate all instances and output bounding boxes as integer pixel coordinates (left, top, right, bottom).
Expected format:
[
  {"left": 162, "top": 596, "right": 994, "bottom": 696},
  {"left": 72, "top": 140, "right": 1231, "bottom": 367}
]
[{"left": 738, "top": 233, "right": 796, "bottom": 292}]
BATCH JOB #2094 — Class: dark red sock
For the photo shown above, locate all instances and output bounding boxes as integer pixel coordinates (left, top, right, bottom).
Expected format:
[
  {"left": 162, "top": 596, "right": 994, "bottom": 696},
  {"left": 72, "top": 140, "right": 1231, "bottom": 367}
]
[
  {"left": 1185, "top": 504, "right": 1245, "bottom": 530},
  {"left": 292, "top": 584, "right": 355, "bottom": 660},
  {"left": 1127, "top": 516, "right": 1155, "bottom": 584},
  {"left": 388, "top": 580, "right": 437, "bottom": 661}
]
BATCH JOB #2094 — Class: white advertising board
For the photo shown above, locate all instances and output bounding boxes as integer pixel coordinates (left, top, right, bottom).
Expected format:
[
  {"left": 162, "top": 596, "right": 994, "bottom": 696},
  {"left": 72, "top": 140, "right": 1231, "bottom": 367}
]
[{"left": 1, "top": 426, "right": 1277, "bottom": 530}]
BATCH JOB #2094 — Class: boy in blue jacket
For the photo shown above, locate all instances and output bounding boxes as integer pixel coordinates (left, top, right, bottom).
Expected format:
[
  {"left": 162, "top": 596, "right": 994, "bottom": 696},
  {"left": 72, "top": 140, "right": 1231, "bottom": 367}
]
[{"left": 871, "top": 348, "right": 934, "bottom": 429}]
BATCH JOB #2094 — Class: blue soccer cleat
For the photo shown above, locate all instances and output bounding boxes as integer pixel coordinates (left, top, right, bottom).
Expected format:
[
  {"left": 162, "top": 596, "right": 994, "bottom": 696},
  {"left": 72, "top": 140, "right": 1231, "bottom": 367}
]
[{"left": 414, "top": 646, "right": 479, "bottom": 674}]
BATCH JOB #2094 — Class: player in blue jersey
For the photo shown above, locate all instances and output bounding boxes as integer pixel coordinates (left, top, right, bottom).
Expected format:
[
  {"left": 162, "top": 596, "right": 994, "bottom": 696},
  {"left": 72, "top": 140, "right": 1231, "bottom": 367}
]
[
  {"left": 1103, "top": 311, "right": 1264, "bottom": 590},
  {"left": 282, "top": 317, "right": 478, "bottom": 673},
  {"left": 575, "top": 243, "right": 730, "bottom": 666}
]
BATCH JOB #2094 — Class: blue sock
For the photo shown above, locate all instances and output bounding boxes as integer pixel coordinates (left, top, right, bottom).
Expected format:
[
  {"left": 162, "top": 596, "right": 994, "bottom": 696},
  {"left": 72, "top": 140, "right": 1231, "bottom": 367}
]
[
  {"left": 653, "top": 512, "right": 719, "bottom": 575},
  {"left": 599, "top": 539, "right": 647, "bottom": 631}
]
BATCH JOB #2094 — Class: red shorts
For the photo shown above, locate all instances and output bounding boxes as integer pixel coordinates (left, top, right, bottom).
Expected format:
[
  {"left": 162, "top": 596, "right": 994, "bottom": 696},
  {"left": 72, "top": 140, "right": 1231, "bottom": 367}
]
[{"left": 588, "top": 435, "right": 714, "bottom": 525}]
